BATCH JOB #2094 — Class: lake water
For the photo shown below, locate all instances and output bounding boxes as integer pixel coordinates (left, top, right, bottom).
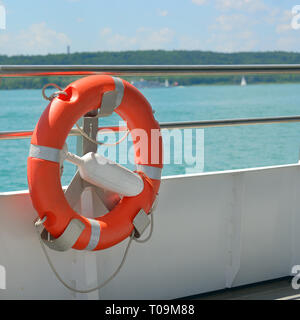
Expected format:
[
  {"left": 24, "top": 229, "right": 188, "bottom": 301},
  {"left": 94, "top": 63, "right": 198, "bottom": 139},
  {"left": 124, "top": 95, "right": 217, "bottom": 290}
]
[{"left": 1, "top": 83, "right": 300, "bottom": 192}]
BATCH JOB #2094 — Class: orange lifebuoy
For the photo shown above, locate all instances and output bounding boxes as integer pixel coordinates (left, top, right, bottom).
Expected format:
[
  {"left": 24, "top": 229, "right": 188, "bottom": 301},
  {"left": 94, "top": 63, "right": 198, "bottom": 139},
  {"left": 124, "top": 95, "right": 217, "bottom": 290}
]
[{"left": 27, "top": 75, "right": 163, "bottom": 251}]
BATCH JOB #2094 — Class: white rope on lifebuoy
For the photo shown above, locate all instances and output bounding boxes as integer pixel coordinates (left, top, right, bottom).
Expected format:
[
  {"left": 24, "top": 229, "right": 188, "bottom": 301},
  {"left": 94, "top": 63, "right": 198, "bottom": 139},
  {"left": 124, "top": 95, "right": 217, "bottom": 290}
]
[
  {"left": 75, "top": 122, "right": 130, "bottom": 147},
  {"left": 42, "top": 83, "right": 69, "bottom": 101},
  {"left": 34, "top": 208, "right": 155, "bottom": 294},
  {"left": 42, "top": 82, "right": 130, "bottom": 147}
]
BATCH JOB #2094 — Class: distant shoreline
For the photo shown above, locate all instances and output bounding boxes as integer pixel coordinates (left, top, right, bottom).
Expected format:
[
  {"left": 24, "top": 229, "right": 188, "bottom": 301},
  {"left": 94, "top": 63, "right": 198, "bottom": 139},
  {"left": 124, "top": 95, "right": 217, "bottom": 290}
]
[
  {"left": 2, "top": 50, "right": 300, "bottom": 89},
  {"left": 2, "top": 80, "right": 300, "bottom": 91}
]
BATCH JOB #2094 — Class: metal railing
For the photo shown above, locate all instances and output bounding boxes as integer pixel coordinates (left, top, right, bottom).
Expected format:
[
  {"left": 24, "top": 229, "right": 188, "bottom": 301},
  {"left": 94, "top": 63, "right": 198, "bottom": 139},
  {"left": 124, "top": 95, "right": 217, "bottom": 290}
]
[
  {"left": 1, "top": 64, "right": 300, "bottom": 141},
  {"left": 2, "top": 64, "right": 300, "bottom": 76},
  {"left": 1, "top": 116, "right": 300, "bottom": 140}
]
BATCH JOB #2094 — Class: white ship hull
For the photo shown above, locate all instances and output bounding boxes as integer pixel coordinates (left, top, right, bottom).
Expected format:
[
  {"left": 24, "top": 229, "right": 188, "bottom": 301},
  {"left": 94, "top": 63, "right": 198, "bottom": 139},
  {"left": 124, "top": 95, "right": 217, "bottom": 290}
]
[{"left": 0, "top": 163, "right": 299, "bottom": 299}]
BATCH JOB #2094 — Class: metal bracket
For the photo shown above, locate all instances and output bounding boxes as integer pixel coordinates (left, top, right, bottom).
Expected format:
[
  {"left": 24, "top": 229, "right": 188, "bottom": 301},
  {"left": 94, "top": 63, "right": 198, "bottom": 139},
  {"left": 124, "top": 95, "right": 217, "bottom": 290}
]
[
  {"left": 98, "top": 91, "right": 119, "bottom": 117},
  {"left": 133, "top": 209, "right": 151, "bottom": 238},
  {"left": 98, "top": 77, "right": 124, "bottom": 117},
  {"left": 40, "top": 219, "right": 86, "bottom": 252}
]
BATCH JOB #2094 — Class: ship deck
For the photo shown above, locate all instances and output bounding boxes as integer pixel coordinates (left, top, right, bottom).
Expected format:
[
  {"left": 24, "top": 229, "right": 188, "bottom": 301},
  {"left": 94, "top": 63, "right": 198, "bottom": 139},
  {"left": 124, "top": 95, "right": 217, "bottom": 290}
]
[{"left": 184, "top": 277, "right": 299, "bottom": 300}]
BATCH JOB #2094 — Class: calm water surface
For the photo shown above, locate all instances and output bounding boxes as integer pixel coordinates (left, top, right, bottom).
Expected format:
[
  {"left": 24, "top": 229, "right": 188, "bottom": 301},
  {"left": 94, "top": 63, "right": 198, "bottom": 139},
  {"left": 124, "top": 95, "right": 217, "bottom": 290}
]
[{"left": 1, "top": 83, "right": 300, "bottom": 192}]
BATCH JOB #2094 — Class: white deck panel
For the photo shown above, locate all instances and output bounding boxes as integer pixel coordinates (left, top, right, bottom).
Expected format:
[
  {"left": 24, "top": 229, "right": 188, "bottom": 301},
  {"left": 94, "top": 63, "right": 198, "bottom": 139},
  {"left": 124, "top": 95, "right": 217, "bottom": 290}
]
[{"left": 0, "top": 163, "right": 300, "bottom": 299}]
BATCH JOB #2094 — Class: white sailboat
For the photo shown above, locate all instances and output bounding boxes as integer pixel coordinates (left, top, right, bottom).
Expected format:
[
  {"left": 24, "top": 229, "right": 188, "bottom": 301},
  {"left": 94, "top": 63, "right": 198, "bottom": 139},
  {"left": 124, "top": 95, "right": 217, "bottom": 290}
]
[{"left": 241, "top": 76, "right": 247, "bottom": 86}]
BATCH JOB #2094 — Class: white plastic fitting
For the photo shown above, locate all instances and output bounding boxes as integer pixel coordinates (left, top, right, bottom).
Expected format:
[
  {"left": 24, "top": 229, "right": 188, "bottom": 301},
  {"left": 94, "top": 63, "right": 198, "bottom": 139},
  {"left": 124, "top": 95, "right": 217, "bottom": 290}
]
[{"left": 65, "top": 152, "right": 144, "bottom": 197}]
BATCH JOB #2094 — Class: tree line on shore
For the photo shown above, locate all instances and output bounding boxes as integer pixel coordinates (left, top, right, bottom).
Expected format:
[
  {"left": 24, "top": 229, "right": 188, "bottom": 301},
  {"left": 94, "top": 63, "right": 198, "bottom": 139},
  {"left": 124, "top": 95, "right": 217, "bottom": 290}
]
[{"left": 1, "top": 50, "right": 300, "bottom": 89}]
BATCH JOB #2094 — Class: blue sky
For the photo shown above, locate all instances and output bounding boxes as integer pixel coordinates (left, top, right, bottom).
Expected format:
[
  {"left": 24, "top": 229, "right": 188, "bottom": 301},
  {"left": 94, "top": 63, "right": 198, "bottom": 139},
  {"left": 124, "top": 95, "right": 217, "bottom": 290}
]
[{"left": 0, "top": 0, "right": 300, "bottom": 55}]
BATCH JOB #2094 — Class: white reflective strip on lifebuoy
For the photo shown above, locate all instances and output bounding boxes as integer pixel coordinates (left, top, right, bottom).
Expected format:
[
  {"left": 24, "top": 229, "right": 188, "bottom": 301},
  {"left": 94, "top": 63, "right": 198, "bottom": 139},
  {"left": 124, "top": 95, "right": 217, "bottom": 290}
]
[
  {"left": 41, "top": 218, "right": 85, "bottom": 252},
  {"left": 29, "top": 144, "right": 61, "bottom": 163},
  {"left": 85, "top": 218, "right": 101, "bottom": 250},
  {"left": 99, "top": 77, "right": 124, "bottom": 117},
  {"left": 136, "top": 165, "right": 162, "bottom": 180},
  {"left": 112, "top": 77, "right": 124, "bottom": 108}
]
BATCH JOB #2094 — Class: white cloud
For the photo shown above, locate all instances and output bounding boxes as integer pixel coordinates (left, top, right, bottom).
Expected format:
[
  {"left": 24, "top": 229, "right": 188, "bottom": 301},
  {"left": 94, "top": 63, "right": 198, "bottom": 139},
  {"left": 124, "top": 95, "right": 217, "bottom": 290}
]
[
  {"left": 192, "top": 0, "right": 207, "bottom": 5},
  {"left": 98, "top": 27, "right": 174, "bottom": 51},
  {"left": 178, "top": 35, "right": 203, "bottom": 50},
  {"left": 275, "top": 10, "right": 293, "bottom": 34},
  {"left": 207, "top": 13, "right": 257, "bottom": 52},
  {"left": 145, "top": 28, "right": 174, "bottom": 48},
  {"left": 273, "top": 10, "right": 300, "bottom": 51},
  {"left": 178, "top": 12, "right": 258, "bottom": 52},
  {"left": 276, "top": 24, "right": 291, "bottom": 33},
  {"left": 214, "top": 14, "right": 246, "bottom": 32},
  {"left": 97, "top": 4, "right": 300, "bottom": 52},
  {"left": 0, "top": 22, "right": 71, "bottom": 55},
  {"left": 157, "top": 9, "right": 168, "bottom": 17},
  {"left": 216, "top": 0, "right": 267, "bottom": 12},
  {"left": 207, "top": 30, "right": 257, "bottom": 52},
  {"left": 100, "top": 27, "right": 112, "bottom": 36},
  {"left": 276, "top": 36, "right": 299, "bottom": 51}
]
